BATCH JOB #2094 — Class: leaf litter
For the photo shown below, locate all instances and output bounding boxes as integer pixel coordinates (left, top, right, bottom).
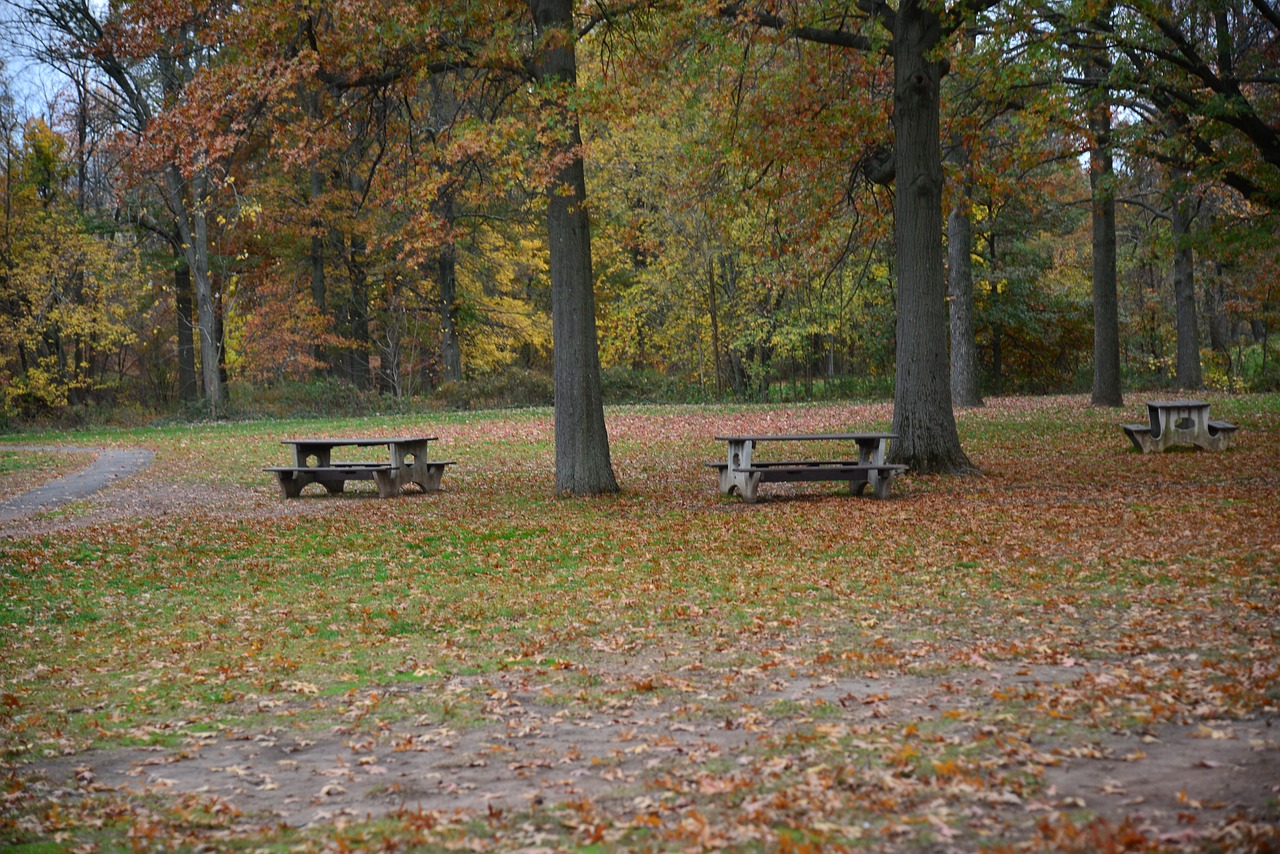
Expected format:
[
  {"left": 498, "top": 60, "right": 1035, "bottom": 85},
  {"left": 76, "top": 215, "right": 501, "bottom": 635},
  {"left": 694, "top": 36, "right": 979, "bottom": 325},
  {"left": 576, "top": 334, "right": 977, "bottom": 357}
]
[{"left": 1, "top": 395, "right": 1278, "bottom": 850}]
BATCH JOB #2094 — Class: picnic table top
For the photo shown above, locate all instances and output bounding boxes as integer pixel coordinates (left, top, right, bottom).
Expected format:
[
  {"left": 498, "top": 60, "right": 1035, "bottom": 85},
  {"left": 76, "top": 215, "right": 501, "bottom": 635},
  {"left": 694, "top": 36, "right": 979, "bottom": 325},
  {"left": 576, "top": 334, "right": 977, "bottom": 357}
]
[
  {"left": 1146, "top": 399, "right": 1209, "bottom": 409},
  {"left": 715, "top": 432, "right": 896, "bottom": 442},
  {"left": 281, "top": 436, "right": 438, "bottom": 447}
]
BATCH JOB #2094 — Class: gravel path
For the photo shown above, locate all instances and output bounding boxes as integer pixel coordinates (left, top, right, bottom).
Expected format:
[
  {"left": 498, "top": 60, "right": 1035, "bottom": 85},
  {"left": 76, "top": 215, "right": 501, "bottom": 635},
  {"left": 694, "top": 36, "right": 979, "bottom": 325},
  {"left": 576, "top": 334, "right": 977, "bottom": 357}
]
[{"left": 0, "top": 446, "right": 154, "bottom": 522}]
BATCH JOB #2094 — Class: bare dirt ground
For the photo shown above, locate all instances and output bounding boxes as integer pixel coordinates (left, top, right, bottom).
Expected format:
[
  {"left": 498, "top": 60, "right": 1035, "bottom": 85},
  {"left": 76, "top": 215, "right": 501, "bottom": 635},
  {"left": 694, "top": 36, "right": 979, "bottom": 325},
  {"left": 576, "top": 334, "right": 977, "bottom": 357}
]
[
  {"left": 19, "top": 665, "right": 1278, "bottom": 844},
  {"left": 4, "top": 451, "right": 1278, "bottom": 849}
]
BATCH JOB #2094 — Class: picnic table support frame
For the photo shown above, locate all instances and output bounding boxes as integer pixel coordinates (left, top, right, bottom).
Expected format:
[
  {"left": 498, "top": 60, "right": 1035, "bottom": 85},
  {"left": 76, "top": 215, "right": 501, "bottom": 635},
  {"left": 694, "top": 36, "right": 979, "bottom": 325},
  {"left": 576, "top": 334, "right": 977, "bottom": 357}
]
[
  {"left": 712, "top": 433, "right": 906, "bottom": 503},
  {"left": 267, "top": 437, "right": 453, "bottom": 499},
  {"left": 1122, "top": 401, "right": 1237, "bottom": 453}
]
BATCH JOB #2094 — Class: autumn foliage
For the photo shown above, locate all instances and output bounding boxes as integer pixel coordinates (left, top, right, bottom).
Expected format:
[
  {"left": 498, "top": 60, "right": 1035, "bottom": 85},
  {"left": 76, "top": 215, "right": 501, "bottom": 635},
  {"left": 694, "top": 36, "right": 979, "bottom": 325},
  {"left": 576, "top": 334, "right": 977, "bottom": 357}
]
[
  {"left": 1, "top": 0, "right": 1278, "bottom": 423},
  {"left": 1, "top": 395, "right": 1278, "bottom": 848}
]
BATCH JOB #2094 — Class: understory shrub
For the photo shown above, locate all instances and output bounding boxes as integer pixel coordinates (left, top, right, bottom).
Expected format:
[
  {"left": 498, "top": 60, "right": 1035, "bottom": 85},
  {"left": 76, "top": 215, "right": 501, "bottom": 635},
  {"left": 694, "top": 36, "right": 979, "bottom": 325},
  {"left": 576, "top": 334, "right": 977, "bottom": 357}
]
[{"left": 436, "top": 368, "right": 554, "bottom": 410}]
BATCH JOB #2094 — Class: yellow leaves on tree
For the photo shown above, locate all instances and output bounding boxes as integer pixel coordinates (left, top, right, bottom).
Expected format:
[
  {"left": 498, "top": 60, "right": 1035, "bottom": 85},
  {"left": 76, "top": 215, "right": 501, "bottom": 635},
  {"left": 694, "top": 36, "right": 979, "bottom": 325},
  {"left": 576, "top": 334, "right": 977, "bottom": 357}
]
[{"left": 1, "top": 120, "right": 140, "bottom": 417}]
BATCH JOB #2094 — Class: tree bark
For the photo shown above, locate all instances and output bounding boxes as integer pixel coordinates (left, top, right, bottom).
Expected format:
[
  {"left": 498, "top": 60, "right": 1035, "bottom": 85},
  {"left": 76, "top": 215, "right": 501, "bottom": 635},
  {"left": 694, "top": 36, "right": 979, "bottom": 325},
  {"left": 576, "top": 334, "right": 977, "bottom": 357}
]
[
  {"left": 1086, "top": 10, "right": 1123, "bottom": 408},
  {"left": 947, "top": 154, "right": 982, "bottom": 408},
  {"left": 437, "top": 243, "right": 463, "bottom": 383},
  {"left": 164, "top": 165, "right": 224, "bottom": 416},
  {"left": 1088, "top": 123, "right": 1121, "bottom": 405},
  {"left": 310, "top": 167, "right": 328, "bottom": 374},
  {"left": 1171, "top": 189, "right": 1203, "bottom": 389},
  {"left": 707, "top": 257, "right": 723, "bottom": 395},
  {"left": 174, "top": 251, "right": 197, "bottom": 403},
  {"left": 530, "top": 0, "right": 619, "bottom": 495},
  {"left": 342, "top": 232, "right": 373, "bottom": 390},
  {"left": 888, "top": 0, "right": 976, "bottom": 474},
  {"left": 1205, "top": 265, "right": 1231, "bottom": 353},
  {"left": 427, "top": 77, "right": 464, "bottom": 385}
]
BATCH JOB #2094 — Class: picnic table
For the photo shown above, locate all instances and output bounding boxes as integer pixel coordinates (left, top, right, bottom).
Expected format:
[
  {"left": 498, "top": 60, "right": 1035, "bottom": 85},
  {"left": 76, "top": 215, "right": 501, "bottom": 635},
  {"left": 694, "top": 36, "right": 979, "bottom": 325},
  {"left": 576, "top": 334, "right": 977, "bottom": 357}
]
[
  {"left": 1122, "top": 400, "right": 1238, "bottom": 453},
  {"left": 265, "top": 436, "right": 453, "bottom": 499},
  {"left": 709, "top": 433, "right": 906, "bottom": 503}
]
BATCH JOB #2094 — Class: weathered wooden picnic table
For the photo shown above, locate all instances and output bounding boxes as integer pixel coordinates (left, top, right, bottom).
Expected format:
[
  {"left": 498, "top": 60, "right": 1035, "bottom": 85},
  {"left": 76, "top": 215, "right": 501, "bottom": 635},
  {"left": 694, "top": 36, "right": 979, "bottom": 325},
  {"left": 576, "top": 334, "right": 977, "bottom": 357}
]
[
  {"left": 265, "top": 436, "right": 453, "bottom": 498},
  {"left": 709, "top": 433, "right": 907, "bottom": 503},
  {"left": 1122, "top": 400, "right": 1238, "bottom": 453}
]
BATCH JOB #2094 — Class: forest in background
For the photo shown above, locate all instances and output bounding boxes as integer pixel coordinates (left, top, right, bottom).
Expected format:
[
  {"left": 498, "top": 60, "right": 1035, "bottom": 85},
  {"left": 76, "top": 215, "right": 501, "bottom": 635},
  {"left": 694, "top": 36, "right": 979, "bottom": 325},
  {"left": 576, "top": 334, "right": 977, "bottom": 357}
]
[{"left": 0, "top": 0, "right": 1277, "bottom": 428}]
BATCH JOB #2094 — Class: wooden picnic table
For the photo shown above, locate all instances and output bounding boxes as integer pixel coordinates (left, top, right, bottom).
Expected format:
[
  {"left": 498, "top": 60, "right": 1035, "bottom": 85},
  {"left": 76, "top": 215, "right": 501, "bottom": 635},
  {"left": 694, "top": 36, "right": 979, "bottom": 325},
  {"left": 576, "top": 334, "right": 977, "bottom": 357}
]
[
  {"left": 265, "top": 436, "right": 453, "bottom": 499},
  {"left": 1122, "top": 400, "right": 1238, "bottom": 453},
  {"left": 709, "top": 433, "right": 906, "bottom": 503}
]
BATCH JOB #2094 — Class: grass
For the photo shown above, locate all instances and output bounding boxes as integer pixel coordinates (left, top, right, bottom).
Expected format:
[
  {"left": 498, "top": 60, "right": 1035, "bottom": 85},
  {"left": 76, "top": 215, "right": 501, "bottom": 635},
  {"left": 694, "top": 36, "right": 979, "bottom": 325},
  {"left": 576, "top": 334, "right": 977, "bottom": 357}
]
[
  {"left": 0, "top": 450, "right": 87, "bottom": 499},
  {"left": 1, "top": 392, "right": 1278, "bottom": 850}
]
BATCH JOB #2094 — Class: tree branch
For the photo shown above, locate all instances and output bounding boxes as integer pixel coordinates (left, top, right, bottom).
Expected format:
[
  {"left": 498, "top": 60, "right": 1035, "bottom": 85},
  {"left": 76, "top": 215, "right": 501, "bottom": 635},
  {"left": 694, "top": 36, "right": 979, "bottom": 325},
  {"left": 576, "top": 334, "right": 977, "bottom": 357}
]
[{"left": 716, "top": 2, "right": 875, "bottom": 50}]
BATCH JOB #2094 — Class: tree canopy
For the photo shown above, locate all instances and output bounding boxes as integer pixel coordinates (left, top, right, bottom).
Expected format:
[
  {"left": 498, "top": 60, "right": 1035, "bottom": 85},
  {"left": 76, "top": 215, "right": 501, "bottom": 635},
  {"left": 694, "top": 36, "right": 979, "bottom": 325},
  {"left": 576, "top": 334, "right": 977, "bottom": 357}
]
[{"left": 1, "top": 0, "right": 1277, "bottom": 478}]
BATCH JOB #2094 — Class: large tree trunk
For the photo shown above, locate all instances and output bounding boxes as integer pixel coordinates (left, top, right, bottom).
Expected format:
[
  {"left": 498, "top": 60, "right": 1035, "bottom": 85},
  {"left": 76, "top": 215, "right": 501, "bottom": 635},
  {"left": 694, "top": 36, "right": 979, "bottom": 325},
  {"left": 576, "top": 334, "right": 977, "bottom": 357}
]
[
  {"left": 1086, "top": 11, "right": 1123, "bottom": 407},
  {"left": 1171, "top": 189, "right": 1203, "bottom": 389},
  {"left": 1088, "top": 116, "right": 1122, "bottom": 406},
  {"left": 530, "top": 0, "right": 619, "bottom": 495},
  {"left": 888, "top": 0, "right": 975, "bottom": 474},
  {"left": 947, "top": 155, "right": 983, "bottom": 408}
]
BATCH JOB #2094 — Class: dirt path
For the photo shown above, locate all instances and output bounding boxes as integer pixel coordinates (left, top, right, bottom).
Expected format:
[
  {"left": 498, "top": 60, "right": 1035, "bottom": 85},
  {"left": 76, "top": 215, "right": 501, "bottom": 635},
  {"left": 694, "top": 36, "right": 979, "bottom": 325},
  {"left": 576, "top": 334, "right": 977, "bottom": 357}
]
[
  {"left": 3, "top": 437, "right": 1277, "bottom": 848},
  {"left": 18, "top": 665, "right": 1279, "bottom": 846},
  {"left": 0, "top": 445, "right": 154, "bottom": 523}
]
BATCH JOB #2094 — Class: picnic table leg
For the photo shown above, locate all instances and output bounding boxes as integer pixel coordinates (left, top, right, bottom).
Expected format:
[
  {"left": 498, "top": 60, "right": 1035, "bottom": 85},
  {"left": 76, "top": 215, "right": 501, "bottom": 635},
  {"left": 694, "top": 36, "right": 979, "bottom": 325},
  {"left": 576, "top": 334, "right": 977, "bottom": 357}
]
[
  {"left": 372, "top": 470, "right": 399, "bottom": 499},
  {"left": 1206, "top": 422, "right": 1233, "bottom": 451},
  {"left": 419, "top": 464, "right": 446, "bottom": 492},
  {"left": 393, "top": 440, "right": 433, "bottom": 492},
  {"left": 873, "top": 472, "right": 894, "bottom": 499},
  {"left": 725, "top": 440, "right": 755, "bottom": 499},
  {"left": 274, "top": 470, "right": 305, "bottom": 498},
  {"left": 1188, "top": 407, "right": 1213, "bottom": 450},
  {"left": 1123, "top": 426, "right": 1150, "bottom": 452},
  {"left": 1147, "top": 406, "right": 1172, "bottom": 452},
  {"left": 740, "top": 471, "right": 761, "bottom": 503},
  {"left": 857, "top": 437, "right": 889, "bottom": 496}
]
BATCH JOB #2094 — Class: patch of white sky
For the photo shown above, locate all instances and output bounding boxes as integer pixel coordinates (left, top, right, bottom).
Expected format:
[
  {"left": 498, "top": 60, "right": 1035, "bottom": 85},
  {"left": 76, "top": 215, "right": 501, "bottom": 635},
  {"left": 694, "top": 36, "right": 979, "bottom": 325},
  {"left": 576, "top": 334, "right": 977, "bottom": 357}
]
[{"left": 0, "top": 0, "right": 109, "bottom": 119}]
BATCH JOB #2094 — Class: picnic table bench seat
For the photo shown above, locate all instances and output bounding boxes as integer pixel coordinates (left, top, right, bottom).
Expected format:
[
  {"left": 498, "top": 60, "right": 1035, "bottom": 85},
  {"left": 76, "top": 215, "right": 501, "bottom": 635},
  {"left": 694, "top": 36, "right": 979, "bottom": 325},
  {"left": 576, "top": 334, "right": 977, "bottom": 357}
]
[
  {"left": 1208, "top": 419, "right": 1238, "bottom": 439},
  {"left": 707, "top": 460, "right": 906, "bottom": 501},
  {"left": 1121, "top": 422, "right": 1153, "bottom": 449},
  {"left": 265, "top": 460, "right": 454, "bottom": 499}
]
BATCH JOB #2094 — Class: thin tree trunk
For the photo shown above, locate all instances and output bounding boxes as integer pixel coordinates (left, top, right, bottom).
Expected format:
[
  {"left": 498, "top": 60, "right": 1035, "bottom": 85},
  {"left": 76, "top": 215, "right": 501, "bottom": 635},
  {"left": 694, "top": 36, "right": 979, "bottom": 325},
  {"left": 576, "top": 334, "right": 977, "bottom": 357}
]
[
  {"left": 310, "top": 166, "right": 327, "bottom": 374},
  {"left": 1206, "top": 265, "right": 1231, "bottom": 352},
  {"left": 947, "top": 163, "right": 982, "bottom": 408},
  {"left": 427, "top": 77, "right": 464, "bottom": 385},
  {"left": 345, "top": 232, "right": 372, "bottom": 390},
  {"left": 174, "top": 250, "right": 197, "bottom": 402},
  {"left": 437, "top": 243, "right": 463, "bottom": 383},
  {"left": 530, "top": 0, "right": 619, "bottom": 495},
  {"left": 707, "top": 257, "right": 723, "bottom": 395},
  {"left": 436, "top": 197, "right": 463, "bottom": 383},
  {"left": 165, "top": 165, "right": 224, "bottom": 416},
  {"left": 1171, "top": 189, "right": 1203, "bottom": 389},
  {"left": 888, "top": 0, "right": 976, "bottom": 474}
]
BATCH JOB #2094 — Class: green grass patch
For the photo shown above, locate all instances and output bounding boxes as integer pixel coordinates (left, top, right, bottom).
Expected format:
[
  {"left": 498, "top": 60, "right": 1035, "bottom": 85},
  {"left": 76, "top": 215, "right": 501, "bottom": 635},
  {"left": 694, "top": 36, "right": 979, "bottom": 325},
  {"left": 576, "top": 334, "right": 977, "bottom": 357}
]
[{"left": 1, "top": 394, "right": 1277, "bottom": 850}]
